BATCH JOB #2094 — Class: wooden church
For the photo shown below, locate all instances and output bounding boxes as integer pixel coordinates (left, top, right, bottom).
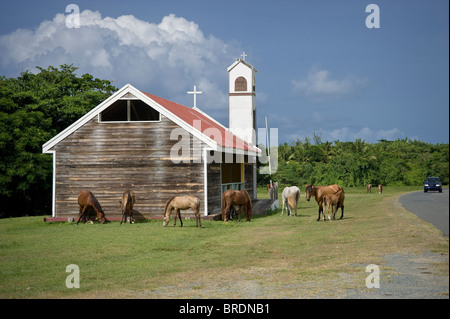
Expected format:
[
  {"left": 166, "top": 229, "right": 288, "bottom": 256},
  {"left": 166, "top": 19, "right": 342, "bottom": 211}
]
[{"left": 42, "top": 58, "right": 260, "bottom": 220}]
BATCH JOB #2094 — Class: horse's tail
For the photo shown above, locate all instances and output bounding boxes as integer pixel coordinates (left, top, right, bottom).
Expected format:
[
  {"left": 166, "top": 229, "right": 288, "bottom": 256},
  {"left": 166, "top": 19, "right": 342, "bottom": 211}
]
[
  {"left": 244, "top": 190, "right": 252, "bottom": 209},
  {"left": 122, "top": 191, "right": 132, "bottom": 214},
  {"left": 296, "top": 188, "right": 300, "bottom": 203},
  {"left": 221, "top": 191, "right": 227, "bottom": 211},
  {"left": 196, "top": 197, "right": 201, "bottom": 214},
  {"left": 164, "top": 196, "right": 176, "bottom": 216}
]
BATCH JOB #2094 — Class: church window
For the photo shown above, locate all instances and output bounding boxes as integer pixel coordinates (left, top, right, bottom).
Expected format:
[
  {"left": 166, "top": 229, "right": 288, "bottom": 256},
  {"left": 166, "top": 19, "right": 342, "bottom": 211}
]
[
  {"left": 100, "top": 99, "right": 160, "bottom": 122},
  {"left": 235, "top": 77, "right": 247, "bottom": 91}
]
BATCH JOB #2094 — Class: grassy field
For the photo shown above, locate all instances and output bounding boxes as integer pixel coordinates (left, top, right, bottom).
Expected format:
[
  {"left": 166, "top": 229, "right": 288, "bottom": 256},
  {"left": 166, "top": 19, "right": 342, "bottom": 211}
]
[{"left": 0, "top": 186, "right": 448, "bottom": 298}]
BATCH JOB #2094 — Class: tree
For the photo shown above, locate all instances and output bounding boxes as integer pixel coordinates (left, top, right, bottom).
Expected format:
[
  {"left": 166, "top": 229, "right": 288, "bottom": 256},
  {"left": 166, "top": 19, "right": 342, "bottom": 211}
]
[{"left": 0, "top": 65, "right": 117, "bottom": 217}]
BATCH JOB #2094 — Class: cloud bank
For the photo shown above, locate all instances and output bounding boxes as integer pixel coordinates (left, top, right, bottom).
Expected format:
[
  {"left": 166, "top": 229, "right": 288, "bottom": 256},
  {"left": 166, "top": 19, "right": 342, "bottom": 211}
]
[
  {"left": 0, "top": 10, "right": 238, "bottom": 119},
  {"left": 292, "top": 66, "right": 367, "bottom": 100}
]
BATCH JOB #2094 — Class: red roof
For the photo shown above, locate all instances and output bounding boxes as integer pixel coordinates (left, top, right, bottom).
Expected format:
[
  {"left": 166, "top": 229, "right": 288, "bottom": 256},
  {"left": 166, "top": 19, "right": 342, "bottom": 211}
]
[{"left": 141, "top": 91, "right": 259, "bottom": 153}]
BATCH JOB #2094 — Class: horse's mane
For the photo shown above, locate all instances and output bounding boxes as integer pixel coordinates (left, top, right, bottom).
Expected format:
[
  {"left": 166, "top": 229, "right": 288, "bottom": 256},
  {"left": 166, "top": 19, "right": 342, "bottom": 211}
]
[
  {"left": 89, "top": 192, "right": 103, "bottom": 212},
  {"left": 163, "top": 196, "right": 176, "bottom": 216}
]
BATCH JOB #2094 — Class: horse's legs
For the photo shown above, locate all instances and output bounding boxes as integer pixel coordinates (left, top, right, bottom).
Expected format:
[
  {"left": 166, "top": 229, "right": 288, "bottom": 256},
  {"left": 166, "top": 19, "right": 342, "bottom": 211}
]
[
  {"left": 83, "top": 207, "right": 90, "bottom": 224},
  {"left": 173, "top": 209, "right": 178, "bottom": 226},
  {"left": 326, "top": 199, "right": 331, "bottom": 220},
  {"left": 194, "top": 207, "right": 201, "bottom": 227},
  {"left": 294, "top": 200, "right": 298, "bottom": 217},
  {"left": 130, "top": 210, "right": 134, "bottom": 224},
  {"left": 178, "top": 209, "right": 183, "bottom": 227},
  {"left": 281, "top": 199, "right": 285, "bottom": 216},
  {"left": 317, "top": 203, "right": 323, "bottom": 221},
  {"left": 173, "top": 209, "right": 177, "bottom": 226},
  {"left": 77, "top": 206, "right": 84, "bottom": 225},
  {"left": 222, "top": 202, "right": 231, "bottom": 222},
  {"left": 339, "top": 204, "right": 344, "bottom": 219}
]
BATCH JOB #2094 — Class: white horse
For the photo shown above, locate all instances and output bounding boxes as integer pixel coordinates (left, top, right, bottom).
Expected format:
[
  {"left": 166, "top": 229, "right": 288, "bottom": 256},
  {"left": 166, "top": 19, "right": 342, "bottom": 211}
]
[{"left": 281, "top": 186, "right": 300, "bottom": 216}]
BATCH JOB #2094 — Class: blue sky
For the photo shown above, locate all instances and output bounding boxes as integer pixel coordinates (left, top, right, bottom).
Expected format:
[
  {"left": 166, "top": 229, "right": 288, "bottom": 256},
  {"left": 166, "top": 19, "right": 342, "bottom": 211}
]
[{"left": 0, "top": 0, "right": 448, "bottom": 144}]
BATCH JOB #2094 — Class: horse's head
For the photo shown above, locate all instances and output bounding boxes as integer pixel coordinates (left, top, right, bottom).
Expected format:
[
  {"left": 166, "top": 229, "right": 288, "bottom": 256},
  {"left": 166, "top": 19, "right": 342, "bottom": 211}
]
[
  {"left": 305, "top": 185, "right": 314, "bottom": 201},
  {"left": 163, "top": 215, "right": 169, "bottom": 227},
  {"left": 97, "top": 210, "right": 109, "bottom": 224}
]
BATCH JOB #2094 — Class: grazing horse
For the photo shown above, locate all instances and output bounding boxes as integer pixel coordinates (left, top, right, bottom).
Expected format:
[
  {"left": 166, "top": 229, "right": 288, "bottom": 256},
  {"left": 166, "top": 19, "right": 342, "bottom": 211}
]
[
  {"left": 281, "top": 186, "right": 300, "bottom": 217},
  {"left": 323, "top": 189, "right": 345, "bottom": 220},
  {"left": 222, "top": 189, "right": 252, "bottom": 222},
  {"left": 120, "top": 190, "right": 135, "bottom": 224},
  {"left": 163, "top": 196, "right": 201, "bottom": 227},
  {"left": 378, "top": 184, "right": 383, "bottom": 194},
  {"left": 366, "top": 184, "right": 372, "bottom": 193},
  {"left": 305, "top": 184, "right": 344, "bottom": 221},
  {"left": 77, "top": 190, "right": 108, "bottom": 225}
]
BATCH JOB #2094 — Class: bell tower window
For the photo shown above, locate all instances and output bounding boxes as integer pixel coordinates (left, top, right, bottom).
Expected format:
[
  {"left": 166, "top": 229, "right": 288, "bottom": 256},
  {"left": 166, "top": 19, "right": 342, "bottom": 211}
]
[{"left": 234, "top": 76, "right": 247, "bottom": 92}]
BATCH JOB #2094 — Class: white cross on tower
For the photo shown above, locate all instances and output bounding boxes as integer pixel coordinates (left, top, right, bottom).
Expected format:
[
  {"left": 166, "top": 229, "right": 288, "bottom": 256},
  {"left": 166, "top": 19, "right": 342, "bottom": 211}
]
[
  {"left": 187, "top": 85, "right": 202, "bottom": 108},
  {"left": 241, "top": 51, "right": 247, "bottom": 61}
]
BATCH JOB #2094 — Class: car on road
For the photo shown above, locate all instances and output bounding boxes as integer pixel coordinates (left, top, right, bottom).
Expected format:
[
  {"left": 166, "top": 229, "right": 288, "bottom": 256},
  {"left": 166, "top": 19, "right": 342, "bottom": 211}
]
[{"left": 424, "top": 177, "right": 442, "bottom": 193}]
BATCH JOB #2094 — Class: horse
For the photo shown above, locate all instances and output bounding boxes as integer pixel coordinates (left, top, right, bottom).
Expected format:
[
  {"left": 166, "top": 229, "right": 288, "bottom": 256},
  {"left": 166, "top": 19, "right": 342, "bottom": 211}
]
[
  {"left": 222, "top": 189, "right": 252, "bottom": 222},
  {"left": 163, "top": 196, "right": 201, "bottom": 227},
  {"left": 120, "top": 190, "right": 135, "bottom": 224},
  {"left": 366, "top": 184, "right": 372, "bottom": 193},
  {"left": 323, "top": 189, "right": 345, "bottom": 220},
  {"left": 281, "top": 186, "right": 300, "bottom": 217},
  {"left": 378, "top": 184, "right": 383, "bottom": 194},
  {"left": 305, "top": 184, "right": 344, "bottom": 221},
  {"left": 77, "top": 190, "right": 108, "bottom": 225}
]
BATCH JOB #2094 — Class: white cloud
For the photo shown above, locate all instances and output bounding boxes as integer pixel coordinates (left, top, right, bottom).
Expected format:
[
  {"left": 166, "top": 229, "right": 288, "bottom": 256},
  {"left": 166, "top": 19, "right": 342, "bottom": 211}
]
[
  {"left": 292, "top": 66, "right": 367, "bottom": 100},
  {"left": 0, "top": 10, "right": 238, "bottom": 113}
]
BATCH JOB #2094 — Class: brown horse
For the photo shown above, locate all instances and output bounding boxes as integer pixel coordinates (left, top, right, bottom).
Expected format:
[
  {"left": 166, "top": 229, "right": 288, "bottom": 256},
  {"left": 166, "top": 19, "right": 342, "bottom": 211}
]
[
  {"left": 120, "top": 190, "right": 135, "bottom": 224},
  {"left": 163, "top": 196, "right": 201, "bottom": 227},
  {"left": 366, "top": 184, "right": 372, "bottom": 193},
  {"left": 222, "top": 189, "right": 252, "bottom": 222},
  {"left": 77, "top": 190, "right": 108, "bottom": 225},
  {"left": 378, "top": 184, "right": 383, "bottom": 194},
  {"left": 305, "top": 184, "right": 344, "bottom": 221},
  {"left": 323, "top": 189, "right": 345, "bottom": 220}
]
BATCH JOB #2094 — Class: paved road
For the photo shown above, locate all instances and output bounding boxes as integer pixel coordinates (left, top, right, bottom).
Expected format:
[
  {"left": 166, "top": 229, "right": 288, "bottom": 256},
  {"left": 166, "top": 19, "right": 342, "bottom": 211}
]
[{"left": 399, "top": 187, "right": 449, "bottom": 237}]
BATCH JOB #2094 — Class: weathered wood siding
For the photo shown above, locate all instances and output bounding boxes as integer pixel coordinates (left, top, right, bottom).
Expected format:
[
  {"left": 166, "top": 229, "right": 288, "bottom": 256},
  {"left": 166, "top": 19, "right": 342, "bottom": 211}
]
[
  {"left": 52, "top": 115, "right": 206, "bottom": 219},
  {"left": 207, "top": 162, "right": 222, "bottom": 215},
  {"left": 244, "top": 163, "right": 254, "bottom": 199}
]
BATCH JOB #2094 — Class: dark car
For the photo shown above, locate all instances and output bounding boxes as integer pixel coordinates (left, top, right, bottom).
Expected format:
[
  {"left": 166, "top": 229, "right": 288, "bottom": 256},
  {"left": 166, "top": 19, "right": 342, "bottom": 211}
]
[{"left": 424, "top": 177, "right": 442, "bottom": 193}]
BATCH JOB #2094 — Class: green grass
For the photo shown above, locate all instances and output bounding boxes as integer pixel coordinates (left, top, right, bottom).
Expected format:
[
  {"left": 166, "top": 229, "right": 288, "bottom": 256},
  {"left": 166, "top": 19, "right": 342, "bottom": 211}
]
[{"left": 0, "top": 186, "right": 448, "bottom": 298}]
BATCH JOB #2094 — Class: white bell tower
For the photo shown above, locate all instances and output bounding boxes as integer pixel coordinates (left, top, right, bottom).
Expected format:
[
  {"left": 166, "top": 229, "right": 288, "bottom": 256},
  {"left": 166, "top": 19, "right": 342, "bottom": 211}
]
[{"left": 227, "top": 55, "right": 257, "bottom": 146}]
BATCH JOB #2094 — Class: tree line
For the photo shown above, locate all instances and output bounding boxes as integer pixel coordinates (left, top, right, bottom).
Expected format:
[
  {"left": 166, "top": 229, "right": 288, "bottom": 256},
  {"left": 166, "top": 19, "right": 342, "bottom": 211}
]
[
  {"left": 0, "top": 65, "right": 117, "bottom": 217},
  {"left": 258, "top": 134, "right": 449, "bottom": 188}
]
